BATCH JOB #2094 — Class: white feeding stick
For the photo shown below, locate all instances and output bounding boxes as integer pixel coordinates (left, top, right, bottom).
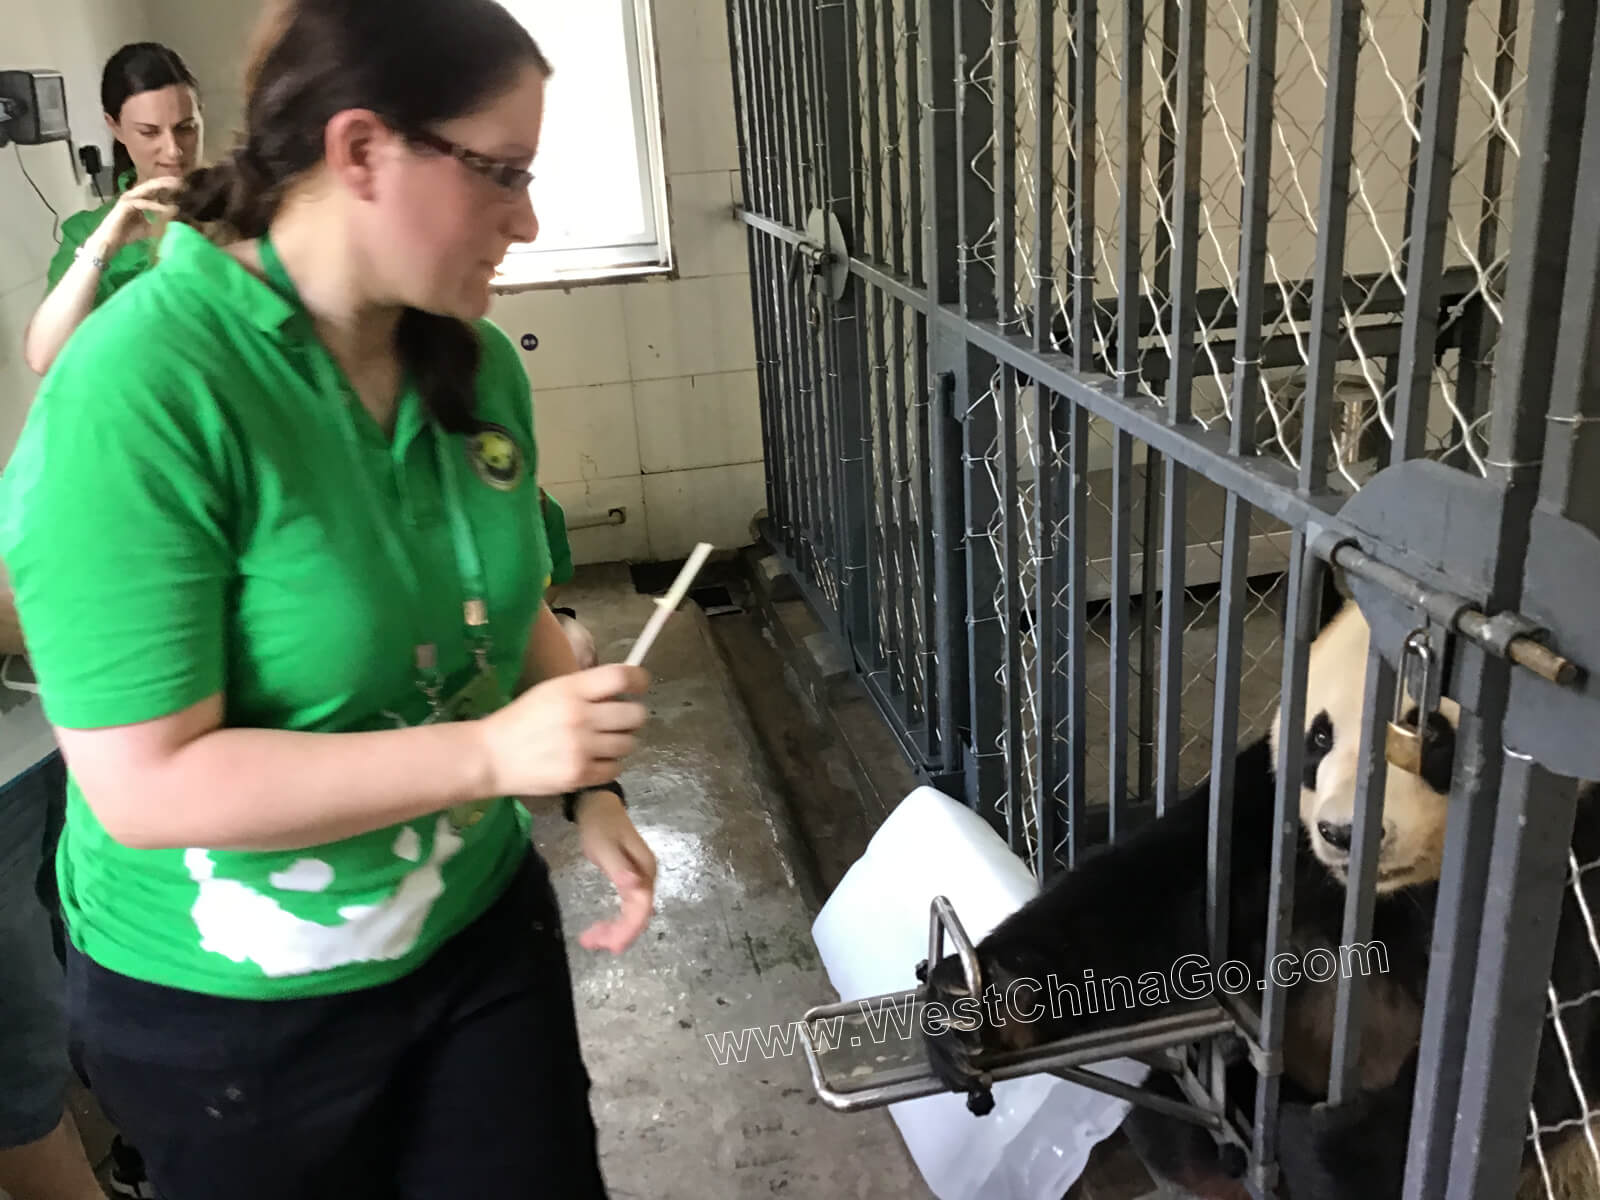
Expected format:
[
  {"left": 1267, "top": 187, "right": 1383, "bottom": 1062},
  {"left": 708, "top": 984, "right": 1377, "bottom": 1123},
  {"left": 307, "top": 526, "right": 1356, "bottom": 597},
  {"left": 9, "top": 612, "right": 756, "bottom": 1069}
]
[{"left": 624, "top": 541, "right": 714, "bottom": 668}]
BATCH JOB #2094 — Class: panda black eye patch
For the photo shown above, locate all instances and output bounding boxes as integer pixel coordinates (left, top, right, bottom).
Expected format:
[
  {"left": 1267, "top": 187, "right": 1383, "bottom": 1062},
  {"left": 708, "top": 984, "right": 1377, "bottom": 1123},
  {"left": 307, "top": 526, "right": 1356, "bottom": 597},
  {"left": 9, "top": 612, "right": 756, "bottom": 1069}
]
[
  {"left": 1404, "top": 704, "right": 1458, "bottom": 794},
  {"left": 1303, "top": 711, "right": 1334, "bottom": 790}
]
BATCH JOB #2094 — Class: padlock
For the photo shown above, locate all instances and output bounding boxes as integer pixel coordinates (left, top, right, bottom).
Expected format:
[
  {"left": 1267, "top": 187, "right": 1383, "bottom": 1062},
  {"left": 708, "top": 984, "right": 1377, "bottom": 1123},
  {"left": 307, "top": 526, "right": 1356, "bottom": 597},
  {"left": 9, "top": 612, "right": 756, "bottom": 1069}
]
[
  {"left": 1386, "top": 707, "right": 1424, "bottom": 774},
  {"left": 1386, "top": 628, "right": 1441, "bottom": 774}
]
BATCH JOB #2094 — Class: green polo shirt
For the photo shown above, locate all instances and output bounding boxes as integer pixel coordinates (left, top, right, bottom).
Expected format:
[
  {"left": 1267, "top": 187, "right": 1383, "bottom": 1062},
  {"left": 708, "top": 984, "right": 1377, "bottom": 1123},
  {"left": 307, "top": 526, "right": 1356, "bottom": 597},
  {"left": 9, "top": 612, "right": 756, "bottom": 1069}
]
[
  {"left": 541, "top": 488, "right": 575, "bottom": 587},
  {"left": 0, "top": 221, "right": 552, "bottom": 999},
  {"left": 44, "top": 171, "right": 158, "bottom": 307}
]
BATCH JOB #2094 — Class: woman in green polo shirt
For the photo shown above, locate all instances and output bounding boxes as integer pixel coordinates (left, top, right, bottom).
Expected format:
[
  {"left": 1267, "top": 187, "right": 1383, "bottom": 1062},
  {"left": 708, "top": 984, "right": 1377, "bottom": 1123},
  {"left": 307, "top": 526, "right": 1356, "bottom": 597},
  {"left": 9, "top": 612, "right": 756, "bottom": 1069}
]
[
  {"left": 0, "top": 2, "right": 658, "bottom": 1197},
  {"left": 22, "top": 42, "right": 202, "bottom": 376}
]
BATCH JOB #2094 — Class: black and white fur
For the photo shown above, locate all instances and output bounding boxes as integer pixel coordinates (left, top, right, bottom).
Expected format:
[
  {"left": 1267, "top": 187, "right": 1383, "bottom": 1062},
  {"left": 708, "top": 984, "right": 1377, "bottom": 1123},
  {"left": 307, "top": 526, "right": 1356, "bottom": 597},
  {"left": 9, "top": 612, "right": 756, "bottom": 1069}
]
[{"left": 921, "top": 598, "right": 1600, "bottom": 1199}]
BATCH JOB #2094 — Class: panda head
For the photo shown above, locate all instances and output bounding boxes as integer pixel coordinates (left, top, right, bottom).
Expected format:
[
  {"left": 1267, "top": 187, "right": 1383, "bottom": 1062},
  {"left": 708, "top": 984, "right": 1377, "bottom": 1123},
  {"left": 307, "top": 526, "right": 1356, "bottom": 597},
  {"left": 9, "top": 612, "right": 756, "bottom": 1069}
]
[{"left": 1269, "top": 601, "right": 1461, "bottom": 893}]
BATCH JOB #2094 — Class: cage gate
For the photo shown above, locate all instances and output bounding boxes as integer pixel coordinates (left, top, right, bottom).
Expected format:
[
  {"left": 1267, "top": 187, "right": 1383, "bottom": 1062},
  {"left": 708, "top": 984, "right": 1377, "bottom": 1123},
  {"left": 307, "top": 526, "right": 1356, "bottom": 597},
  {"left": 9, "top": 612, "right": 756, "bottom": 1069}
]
[{"left": 724, "top": 0, "right": 1600, "bottom": 1194}]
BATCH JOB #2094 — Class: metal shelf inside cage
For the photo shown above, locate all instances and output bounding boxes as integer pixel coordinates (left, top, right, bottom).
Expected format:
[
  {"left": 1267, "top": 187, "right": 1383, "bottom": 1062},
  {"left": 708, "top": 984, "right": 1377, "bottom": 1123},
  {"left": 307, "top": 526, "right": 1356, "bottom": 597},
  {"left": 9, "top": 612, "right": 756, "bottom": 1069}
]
[{"left": 796, "top": 896, "right": 1240, "bottom": 1125}]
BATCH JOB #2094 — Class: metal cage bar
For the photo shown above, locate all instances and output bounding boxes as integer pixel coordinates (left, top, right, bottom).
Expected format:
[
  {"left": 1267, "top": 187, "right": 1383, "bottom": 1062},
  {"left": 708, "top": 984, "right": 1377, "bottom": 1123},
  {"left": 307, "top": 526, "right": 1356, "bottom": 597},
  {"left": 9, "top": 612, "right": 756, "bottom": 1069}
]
[
  {"left": 1251, "top": 545, "right": 1325, "bottom": 1186},
  {"left": 880, "top": 0, "right": 919, "bottom": 741},
  {"left": 1448, "top": 0, "right": 1524, "bottom": 471},
  {"left": 1065, "top": 398, "right": 1090, "bottom": 867},
  {"left": 1542, "top": 9, "right": 1600, "bottom": 536},
  {"left": 1327, "top": 640, "right": 1397, "bottom": 1103},
  {"left": 994, "top": 0, "right": 1029, "bottom": 856},
  {"left": 1071, "top": 0, "right": 1098, "bottom": 373},
  {"left": 1300, "top": 0, "right": 1363, "bottom": 497},
  {"left": 1444, "top": 0, "right": 1597, "bottom": 1189},
  {"left": 1153, "top": 0, "right": 1207, "bottom": 831},
  {"left": 861, "top": 0, "right": 897, "bottom": 694},
  {"left": 955, "top": 0, "right": 1011, "bottom": 837},
  {"left": 729, "top": 0, "right": 1600, "bottom": 1192},
  {"left": 921, "top": 0, "right": 968, "bottom": 789},
  {"left": 1035, "top": 387, "right": 1065, "bottom": 876},
  {"left": 819, "top": 0, "right": 874, "bottom": 664},
  {"left": 1391, "top": 0, "right": 1470, "bottom": 465}
]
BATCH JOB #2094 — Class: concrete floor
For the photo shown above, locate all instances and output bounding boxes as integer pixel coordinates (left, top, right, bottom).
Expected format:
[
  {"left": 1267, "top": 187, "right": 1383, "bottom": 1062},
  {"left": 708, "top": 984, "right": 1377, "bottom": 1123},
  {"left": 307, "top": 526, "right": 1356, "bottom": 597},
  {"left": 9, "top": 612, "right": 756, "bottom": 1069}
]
[{"left": 532, "top": 563, "right": 932, "bottom": 1199}]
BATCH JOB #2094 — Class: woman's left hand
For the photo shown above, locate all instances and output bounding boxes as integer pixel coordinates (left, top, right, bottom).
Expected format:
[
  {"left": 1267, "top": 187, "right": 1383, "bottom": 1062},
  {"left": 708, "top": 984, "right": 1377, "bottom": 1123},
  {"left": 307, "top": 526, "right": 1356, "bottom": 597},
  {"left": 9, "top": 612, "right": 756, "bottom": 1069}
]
[{"left": 574, "top": 792, "right": 657, "bottom": 954}]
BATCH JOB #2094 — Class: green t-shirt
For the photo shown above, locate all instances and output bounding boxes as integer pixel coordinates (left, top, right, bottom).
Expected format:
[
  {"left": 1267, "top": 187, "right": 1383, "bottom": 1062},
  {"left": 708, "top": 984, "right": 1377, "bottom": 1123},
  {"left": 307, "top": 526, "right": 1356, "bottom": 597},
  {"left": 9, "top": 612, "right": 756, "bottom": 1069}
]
[
  {"left": 0, "top": 221, "right": 552, "bottom": 1000},
  {"left": 45, "top": 174, "right": 159, "bottom": 307},
  {"left": 540, "top": 488, "right": 575, "bottom": 587}
]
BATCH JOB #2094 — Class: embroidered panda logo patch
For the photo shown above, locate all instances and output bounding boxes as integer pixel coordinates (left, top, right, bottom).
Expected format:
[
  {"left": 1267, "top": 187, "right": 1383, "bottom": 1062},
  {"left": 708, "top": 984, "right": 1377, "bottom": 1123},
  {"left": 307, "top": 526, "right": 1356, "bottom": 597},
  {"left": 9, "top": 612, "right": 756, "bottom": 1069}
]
[{"left": 466, "top": 424, "right": 524, "bottom": 491}]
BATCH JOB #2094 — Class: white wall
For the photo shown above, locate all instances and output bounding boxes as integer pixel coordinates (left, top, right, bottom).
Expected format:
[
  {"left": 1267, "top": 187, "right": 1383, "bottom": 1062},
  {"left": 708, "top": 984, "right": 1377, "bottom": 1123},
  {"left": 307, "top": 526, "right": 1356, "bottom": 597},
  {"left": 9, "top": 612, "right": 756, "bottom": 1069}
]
[
  {"left": 491, "top": 0, "right": 762, "bottom": 566},
  {"left": 0, "top": 0, "right": 153, "bottom": 459},
  {"left": 142, "top": 0, "right": 248, "bottom": 151}
]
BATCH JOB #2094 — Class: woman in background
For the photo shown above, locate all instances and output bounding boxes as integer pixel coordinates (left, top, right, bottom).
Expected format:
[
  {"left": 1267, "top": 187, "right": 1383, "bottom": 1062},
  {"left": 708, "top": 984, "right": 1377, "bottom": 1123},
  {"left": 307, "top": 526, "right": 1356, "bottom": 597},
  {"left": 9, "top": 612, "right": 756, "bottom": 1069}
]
[
  {"left": 23, "top": 41, "right": 202, "bottom": 375},
  {"left": 7, "top": 40, "right": 196, "bottom": 1200},
  {"left": 2, "top": 2, "right": 656, "bottom": 1198}
]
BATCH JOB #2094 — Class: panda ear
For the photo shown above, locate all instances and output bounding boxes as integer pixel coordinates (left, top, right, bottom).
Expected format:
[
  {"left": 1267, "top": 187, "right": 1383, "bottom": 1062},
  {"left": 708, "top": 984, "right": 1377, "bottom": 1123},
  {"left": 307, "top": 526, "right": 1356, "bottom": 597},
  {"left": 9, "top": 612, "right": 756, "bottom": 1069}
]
[
  {"left": 1417, "top": 709, "right": 1458, "bottom": 795},
  {"left": 1329, "top": 563, "right": 1352, "bottom": 601},
  {"left": 1313, "top": 563, "right": 1351, "bottom": 636}
]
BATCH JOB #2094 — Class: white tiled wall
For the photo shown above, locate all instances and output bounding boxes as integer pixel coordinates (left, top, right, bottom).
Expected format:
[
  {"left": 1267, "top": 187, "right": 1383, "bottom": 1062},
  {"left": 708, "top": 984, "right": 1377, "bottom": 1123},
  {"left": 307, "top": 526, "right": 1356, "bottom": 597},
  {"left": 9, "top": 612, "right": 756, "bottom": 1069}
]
[
  {"left": 641, "top": 461, "right": 766, "bottom": 566},
  {"left": 634, "top": 372, "right": 763, "bottom": 476},
  {"left": 621, "top": 273, "right": 756, "bottom": 383},
  {"left": 0, "top": 0, "right": 156, "bottom": 462}
]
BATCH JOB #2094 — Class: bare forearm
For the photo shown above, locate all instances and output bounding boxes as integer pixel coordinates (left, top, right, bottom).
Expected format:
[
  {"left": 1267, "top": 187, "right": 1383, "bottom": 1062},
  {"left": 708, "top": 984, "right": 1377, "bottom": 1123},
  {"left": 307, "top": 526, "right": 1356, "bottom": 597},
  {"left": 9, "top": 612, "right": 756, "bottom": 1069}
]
[
  {"left": 71, "top": 718, "right": 495, "bottom": 853},
  {"left": 23, "top": 257, "right": 105, "bottom": 375}
]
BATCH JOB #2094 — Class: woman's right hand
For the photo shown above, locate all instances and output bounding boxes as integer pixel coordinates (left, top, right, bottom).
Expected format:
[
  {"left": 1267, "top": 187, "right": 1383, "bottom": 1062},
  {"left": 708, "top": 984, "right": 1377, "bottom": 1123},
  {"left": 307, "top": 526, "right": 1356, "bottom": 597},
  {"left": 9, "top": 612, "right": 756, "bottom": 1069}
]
[
  {"left": 476, "top": 663, "right": 652, "bottom": 798},
  {"left": 90, "top": 176, "right": 183, "bottom": 258}
]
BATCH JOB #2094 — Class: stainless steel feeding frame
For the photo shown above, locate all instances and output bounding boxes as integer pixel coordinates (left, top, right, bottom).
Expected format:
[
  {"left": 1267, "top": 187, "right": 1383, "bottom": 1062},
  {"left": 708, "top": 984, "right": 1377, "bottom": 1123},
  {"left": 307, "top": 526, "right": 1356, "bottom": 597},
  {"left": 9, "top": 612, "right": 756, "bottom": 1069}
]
[
  {"left": 795, "top": 896, "right": 1240, "bottom": 1133},
  {"left": 725, "top": 0, "right": 1600, "bottom": 1194}
]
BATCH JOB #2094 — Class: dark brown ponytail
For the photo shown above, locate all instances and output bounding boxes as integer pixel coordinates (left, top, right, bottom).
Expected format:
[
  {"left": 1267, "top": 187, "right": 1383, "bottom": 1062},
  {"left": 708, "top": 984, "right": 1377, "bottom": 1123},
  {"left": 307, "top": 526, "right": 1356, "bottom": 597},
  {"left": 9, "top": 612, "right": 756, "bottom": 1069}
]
[
  {"left": 174, "top": 0, "right": 549, "bottom": 433},
  {"left": 396, "top": 312, "right": 484, "bottom": 436},
  {"left": 175, "top": 146, "right": 276, "bottom": 236}
]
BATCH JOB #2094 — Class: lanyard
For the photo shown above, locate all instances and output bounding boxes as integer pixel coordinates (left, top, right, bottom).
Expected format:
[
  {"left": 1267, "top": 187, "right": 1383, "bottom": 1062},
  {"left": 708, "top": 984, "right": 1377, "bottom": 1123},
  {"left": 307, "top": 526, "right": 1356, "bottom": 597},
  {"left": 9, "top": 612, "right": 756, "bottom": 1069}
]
[{"left": 255, "top": 234, "right": 494, "bottom": 711}]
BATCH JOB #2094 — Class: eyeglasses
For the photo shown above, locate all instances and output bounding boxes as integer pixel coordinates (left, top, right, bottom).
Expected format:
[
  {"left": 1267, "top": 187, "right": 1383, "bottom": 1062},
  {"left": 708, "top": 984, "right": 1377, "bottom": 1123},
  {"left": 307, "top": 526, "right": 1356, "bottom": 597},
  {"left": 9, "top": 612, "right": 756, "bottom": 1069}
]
[{"left": 403, "top": 128, "right": 533, "bottom": 193}]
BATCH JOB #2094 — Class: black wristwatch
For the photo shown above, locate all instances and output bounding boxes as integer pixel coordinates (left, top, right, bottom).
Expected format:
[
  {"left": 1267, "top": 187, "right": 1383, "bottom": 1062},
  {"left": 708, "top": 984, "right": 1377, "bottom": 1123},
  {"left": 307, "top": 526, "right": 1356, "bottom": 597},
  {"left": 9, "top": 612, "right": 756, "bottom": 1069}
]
[{"left": 563, "top": 779, "right": 626, "bottom": 823}]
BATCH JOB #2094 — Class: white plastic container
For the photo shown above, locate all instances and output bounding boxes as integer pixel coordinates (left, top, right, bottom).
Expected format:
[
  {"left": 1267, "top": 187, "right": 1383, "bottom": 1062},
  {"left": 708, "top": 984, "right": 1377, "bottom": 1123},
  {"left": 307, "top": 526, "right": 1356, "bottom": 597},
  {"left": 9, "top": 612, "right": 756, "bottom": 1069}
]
[{"left": 811, "top": 785, "right": 1147, "bottom": 1200}]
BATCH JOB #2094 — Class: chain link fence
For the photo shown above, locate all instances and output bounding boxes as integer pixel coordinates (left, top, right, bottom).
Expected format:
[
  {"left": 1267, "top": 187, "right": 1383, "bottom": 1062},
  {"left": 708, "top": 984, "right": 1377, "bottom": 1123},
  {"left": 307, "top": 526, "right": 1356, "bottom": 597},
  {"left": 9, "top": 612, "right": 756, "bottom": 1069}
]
[{"left": 1527, "top": 849, "right": 1600, "bottom": 1188}]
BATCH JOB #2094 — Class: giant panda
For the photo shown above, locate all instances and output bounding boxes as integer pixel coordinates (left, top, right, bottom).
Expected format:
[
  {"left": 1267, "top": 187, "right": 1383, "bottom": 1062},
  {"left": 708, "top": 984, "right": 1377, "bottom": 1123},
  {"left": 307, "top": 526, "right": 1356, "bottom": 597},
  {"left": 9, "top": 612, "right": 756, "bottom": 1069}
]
[{"left": 920, "top": 596, "right": 1600, "bottom": 1199}]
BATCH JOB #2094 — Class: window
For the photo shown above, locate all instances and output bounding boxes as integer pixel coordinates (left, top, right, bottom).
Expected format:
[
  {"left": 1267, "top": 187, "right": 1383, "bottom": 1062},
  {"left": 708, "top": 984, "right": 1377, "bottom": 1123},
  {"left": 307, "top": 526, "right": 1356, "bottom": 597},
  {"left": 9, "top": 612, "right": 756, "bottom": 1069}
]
[{"left": 495, "top": 0, "right": 673, "bottom": 288}]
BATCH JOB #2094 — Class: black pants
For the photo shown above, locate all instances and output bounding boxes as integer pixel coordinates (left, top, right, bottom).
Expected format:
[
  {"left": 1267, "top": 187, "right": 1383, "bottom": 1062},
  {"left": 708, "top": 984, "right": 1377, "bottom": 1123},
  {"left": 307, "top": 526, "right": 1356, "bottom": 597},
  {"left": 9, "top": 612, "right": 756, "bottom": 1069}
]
[
  {"left": 67, "top": 850, "right": 608, "bottom": 1200},
  {"left": 33, "top": 751, "right": 67, "bottom": 967}
]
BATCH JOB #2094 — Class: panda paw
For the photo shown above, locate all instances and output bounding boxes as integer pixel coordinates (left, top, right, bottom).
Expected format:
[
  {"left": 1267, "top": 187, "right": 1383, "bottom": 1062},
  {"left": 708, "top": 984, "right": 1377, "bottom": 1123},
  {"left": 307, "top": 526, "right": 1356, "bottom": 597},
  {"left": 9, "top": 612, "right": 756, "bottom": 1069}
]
[
  {"left": 920, "top": 953, "right": 984, "bottom": 1092},
  {"left": 920, "top": 945, "right": 1045, "bottom": 1115}
]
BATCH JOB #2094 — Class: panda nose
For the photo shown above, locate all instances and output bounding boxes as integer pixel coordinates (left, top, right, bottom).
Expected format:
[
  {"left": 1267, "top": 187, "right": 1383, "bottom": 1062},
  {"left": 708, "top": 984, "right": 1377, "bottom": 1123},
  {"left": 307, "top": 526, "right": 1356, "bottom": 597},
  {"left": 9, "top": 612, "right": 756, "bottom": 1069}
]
[{"left": 1317, "top": 820, "right": 1353, "bottom": 853}]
